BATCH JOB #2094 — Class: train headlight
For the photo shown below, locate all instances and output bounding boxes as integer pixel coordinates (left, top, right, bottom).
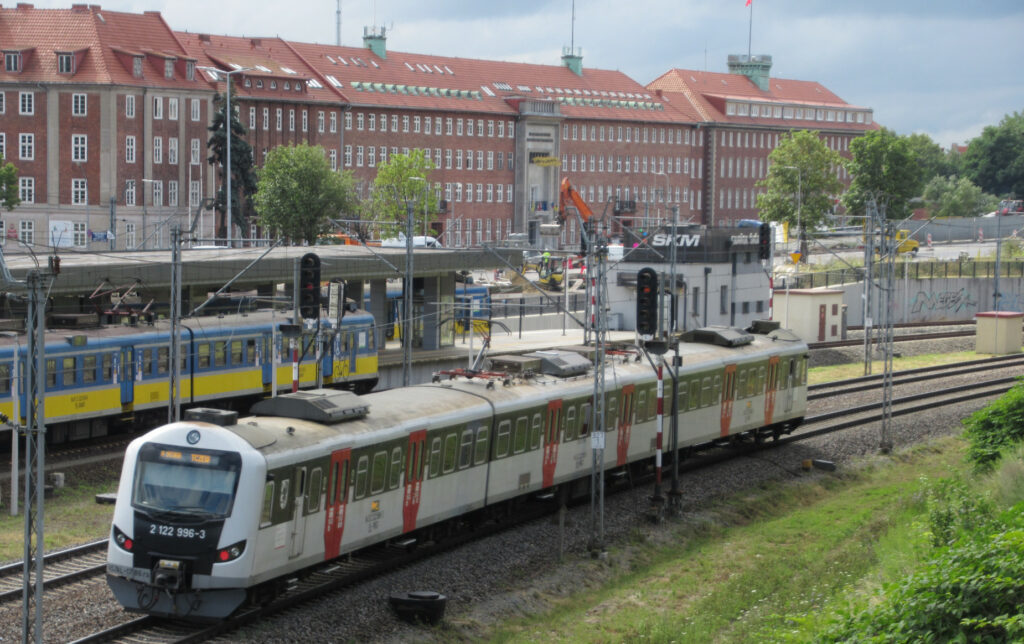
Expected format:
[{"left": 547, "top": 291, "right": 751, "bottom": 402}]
[
  {"left": 217, "top": 540, "right": 246, "bottom": 563},
  {"left": 112, "top": 525, "right": 133, "bottom": 552}
]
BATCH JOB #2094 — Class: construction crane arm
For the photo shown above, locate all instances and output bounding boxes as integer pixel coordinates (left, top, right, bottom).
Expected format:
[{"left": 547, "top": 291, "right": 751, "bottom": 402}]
[{"left": 558, "top": 177, "right": 593, "bottom": 224}]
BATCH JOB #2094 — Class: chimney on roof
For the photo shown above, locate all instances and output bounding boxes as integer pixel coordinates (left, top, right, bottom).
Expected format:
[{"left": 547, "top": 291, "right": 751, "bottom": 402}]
[
  {"left": 727, "top": 54, "right": 772, "bottom": 92},
  {"left": 198, "top": 34, "right": 211, "bottom": 43},
  {"left": 250, "top": 38, "right": 262, "bottom": 48},
  {"left": 363, "top": 25, "right": 386, "bottom": 60},
  {"left": 16, "top": 3, "right": 34, "bottom": 10},
  {"left": 71, "top": 4, "right": 88, "bottom": 11},
  {"left": 561, "top": 46, "right": 582, "bottom": 76}
]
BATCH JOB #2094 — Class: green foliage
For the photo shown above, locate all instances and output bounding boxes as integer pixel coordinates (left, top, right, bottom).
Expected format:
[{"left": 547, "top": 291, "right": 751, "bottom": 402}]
[
  {"left": 962, "top": 379, "right": 1024, "bottom": 470},
  {"left": 817, "top": 529, "right": 1024, "bottom": 643},
  {"left": 368, "top": 149, "right": 437, "bottom": 237},
  {"left": 842, "top": 128, "right": 924, "bottom": 221},
  {"left": 963, "top": 111, "right": 1024, "bottom": 198},
  {"left": 922, "top": 174, "right": 999, "bottom": 218},
  {"left": 207, "top": 78, "right": 258, "bottom": 240},
  {"left": 755, "top": 130, "right": 844, "bottom": 231},
  {"left": 254, "top": 144, "right": 360, "bottom": 244},
  {"left": 0, "top": 151, "right": 19, "bottom": 211},
  {"left": 904, "top": 132, "right": 958, "bottom": 183},
  {"left": 921, "top": 475, "right": 996, "bottom": 547}
]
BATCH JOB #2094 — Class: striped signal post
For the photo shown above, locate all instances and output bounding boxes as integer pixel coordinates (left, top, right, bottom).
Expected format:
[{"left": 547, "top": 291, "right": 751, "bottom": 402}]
[{"left": 655, "top": 360, "right": 664, "bottom": 499}]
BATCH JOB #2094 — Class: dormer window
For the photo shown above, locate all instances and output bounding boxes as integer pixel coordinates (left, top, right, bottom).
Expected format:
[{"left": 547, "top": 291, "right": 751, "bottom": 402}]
[
  {"left": 57, "top": 53, "right": 74, "bottom": 74},
  {"left": 256, "top": 79, "right": 263, "bottom": 88},
  {"left": 132, "top": 56, "right": 143, "bottom": 78},
  {"left": 185, "top": 61, "right": 195, "bottom": 81},
  {"left": 4, "top": 52, "right": 22, "bottom": 73},
  {"left": 244, "top": 78, "right": 251, "bottom": 87},
  {"left": 270, "top": 80, "right": 277, "bottom": 90},
  {"left": 283, "top": 81, "right": 290, "bottom": 90},
  {"left": 164, "top": 58, "right": 174, "bottom": 79}
]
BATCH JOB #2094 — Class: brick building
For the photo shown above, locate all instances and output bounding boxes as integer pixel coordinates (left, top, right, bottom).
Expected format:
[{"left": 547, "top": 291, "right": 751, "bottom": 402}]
[{"left": 0, "top": 5, "right": 877, "bottom": 255}]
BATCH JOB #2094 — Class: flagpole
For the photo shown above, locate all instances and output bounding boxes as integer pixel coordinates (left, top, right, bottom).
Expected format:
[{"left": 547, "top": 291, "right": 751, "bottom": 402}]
[{"left": 747, "top": 0, "right": 753, "bottom": 59}]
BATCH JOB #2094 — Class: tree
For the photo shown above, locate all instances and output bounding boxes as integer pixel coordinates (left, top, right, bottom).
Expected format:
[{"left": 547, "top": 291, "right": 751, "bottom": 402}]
[
  {"left": 207, "top": 78, "right": 257, "bottom": 241},
  {"left": 905, "top": 132, "right": 955, "bottom": 182},
  {"left": 842, "top": 128, "right": 923, "bottom": 220},
  {"left": 253, "top": 144, "right": 361, "bottom": 244},
  {"left": 962, "top": 111, "right": 1024, "bottom": 198},
  {"left": 369, "top": 149, "right": 437, "bottom": 238},
  {"left": 0, "top": 151, "right": 19, "bottom": 212},
  {"left": 755, "top": 130, "right": 844, "bottom": 232},
  {"left": 922, "top": 175, "right": 998, "bottom": 219}
]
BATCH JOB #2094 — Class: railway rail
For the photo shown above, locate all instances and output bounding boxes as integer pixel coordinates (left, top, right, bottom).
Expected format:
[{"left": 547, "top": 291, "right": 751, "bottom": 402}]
[
  {"left": 808, "top": 329, "right": 975, "bottom": 350},
  {"left": 64, "top": 366, "right": 1019, "bottom": 643},
  {"left": 0, "top": 540, "right": 108, "bottom": 603}
]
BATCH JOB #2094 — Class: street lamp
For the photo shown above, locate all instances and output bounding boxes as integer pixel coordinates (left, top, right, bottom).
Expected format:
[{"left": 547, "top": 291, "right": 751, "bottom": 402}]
[
  {"left": 198, "top": 65, "right": 253, "bottom": 248},
  {"left": 780, "top": 165, "right": 803, "bottom": 259}
]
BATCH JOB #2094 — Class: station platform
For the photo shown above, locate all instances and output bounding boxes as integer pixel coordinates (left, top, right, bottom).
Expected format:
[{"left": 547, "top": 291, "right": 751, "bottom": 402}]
[{"left": 376, "top": 327, "right": 637, "bottom": 389}]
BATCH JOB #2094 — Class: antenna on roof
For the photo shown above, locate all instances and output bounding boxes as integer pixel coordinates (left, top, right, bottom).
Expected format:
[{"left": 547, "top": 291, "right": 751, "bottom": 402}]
[
  {"left": 747, "top": 0, "right": 753, "bottom": 59},
  {"left": 336, "top": 0, "right": 341, "bottom": 46},
  {"left": 570, "top": 0, "right": 576, "bottom": 52}
]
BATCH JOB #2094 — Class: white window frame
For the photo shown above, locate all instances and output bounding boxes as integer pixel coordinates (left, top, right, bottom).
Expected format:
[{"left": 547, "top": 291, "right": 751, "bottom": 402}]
[
  {"left": 72, "top": 93, "right": 87, "bottom": 116},
  {"left": 168, "top": 97, "right": 178, "bottom": 120},
  {"left": 19, "top": 91, "right": 33, "bottom": 115},
  {"left": 18, "top": 177, "right": 34, "bottom": 204},
  {"left": 71, "top": 134, "right": 88, "bottom": 162},
  {"left": 19, "top": 133, "right": 34, "bottom": 161},
  {"left": 153, "top": 96, "right": 163, "bottom": 120},
  {"left": 71, "top": 178, "right": 87, "bottom": 205}
]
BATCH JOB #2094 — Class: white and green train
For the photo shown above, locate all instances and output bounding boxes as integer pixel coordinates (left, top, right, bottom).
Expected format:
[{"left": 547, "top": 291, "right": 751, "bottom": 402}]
[{"left": 107, "top": 323, "right": 808, "bottom": 619}]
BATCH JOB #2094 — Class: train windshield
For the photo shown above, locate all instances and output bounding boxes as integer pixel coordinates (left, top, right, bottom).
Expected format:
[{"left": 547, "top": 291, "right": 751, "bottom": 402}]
[{"left": 132, "top": 443, "right": 242, "bottom": 518}]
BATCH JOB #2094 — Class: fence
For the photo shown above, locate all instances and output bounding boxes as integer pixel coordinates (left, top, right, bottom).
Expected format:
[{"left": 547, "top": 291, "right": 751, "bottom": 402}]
[{"left": 780, "top": 259, "right": 1024, "bottom": 290}]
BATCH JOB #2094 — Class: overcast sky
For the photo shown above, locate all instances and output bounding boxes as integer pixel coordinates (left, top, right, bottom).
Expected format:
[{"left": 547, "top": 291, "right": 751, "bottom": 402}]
[{"left": 34, "top": 0, "right": 1024, "bottom": 148}]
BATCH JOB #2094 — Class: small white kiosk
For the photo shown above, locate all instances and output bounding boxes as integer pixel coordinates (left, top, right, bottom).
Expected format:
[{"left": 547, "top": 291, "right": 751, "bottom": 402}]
[
  {"left": 975, "top": 311, "right": 1024, "bottom": 355},
  {"left": 772, "top": 288, "right": 845, "bottom": 342}
]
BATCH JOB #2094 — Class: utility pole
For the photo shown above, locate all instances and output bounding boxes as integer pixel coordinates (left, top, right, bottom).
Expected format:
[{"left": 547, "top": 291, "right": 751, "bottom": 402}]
[
  {"left": 879, "top": 218, "right": 896, "bottom": 453},
  {"left": 169, "top": 224, "right": 182, "bottom": 424},
  {"left": 862, "top": 203, "right": 876, "bottom": 376},
  {"left": 588, "top": 231, "right": 608, "bottom": 558}
]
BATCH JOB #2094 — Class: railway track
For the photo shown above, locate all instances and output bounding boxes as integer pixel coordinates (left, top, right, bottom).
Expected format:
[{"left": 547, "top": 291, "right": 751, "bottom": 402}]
[
  {"left": 808, "top": 329, "right": 974, "bottom": 350},
  {"left": 808, "top": 353, "right": 1024, "bottom": 400},
  {"left": 0, "top": 540, "right": 108, "bottom": 603}
]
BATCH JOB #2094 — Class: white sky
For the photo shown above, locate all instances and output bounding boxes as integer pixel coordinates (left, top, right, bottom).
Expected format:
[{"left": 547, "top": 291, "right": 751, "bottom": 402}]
[{"left": 30, "top": 0, "right": 1024, "bottom": 148}]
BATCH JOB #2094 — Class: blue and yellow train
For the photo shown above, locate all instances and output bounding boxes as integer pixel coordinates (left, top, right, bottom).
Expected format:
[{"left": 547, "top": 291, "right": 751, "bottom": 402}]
[{"left": 0, "top": 309, "right": 379, "bottom": 444}]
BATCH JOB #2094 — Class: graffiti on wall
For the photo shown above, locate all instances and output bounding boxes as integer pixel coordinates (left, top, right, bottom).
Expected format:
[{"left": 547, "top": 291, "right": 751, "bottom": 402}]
[{"left": 910, "top": 288, "right": 978, "bottom": 314}]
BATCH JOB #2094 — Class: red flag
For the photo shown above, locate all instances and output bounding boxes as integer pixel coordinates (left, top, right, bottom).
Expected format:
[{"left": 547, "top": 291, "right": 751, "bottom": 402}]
[{"left": 746, "top": 0, "right": 752, "bottom": 5}]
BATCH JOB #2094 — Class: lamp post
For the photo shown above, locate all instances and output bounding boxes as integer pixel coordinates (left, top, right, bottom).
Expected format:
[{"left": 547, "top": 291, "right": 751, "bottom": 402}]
[
  {"left": 198, "top": 66, "right": 252, "bottom": 248},
  {"left": 781, "top": 165, "right": 803, "bottom": 260}
]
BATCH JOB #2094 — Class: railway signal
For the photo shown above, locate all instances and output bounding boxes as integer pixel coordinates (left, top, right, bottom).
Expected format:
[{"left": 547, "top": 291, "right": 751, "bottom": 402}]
[
  {"left": 299, "top": 253, "right": 321, "bottom": 320},
  {"left": 758, "top": 222, "right": 771, "bottom": 260},
  {"left": 636, "top": 268, "right": 659, "bottom": 338}
]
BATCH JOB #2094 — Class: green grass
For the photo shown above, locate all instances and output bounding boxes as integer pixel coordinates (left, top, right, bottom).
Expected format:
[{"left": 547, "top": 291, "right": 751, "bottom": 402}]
[
  {"left": 807, "top": 350, "right": 991, "bottom": 385},
  {"left": 479, "top": 439, "right": 975, "bottom": 643},
  {"left": 0, "top": 462, "right": 120, "bottom": 562}
]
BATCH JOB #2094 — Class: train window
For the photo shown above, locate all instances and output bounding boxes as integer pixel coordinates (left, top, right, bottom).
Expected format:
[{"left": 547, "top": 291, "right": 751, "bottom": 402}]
[
  {"left": 530, "top": 413, "right": 542, "bottom": 450},
  {"left": 606, "top": 398, "right": 618, "bottom": 431},
  {"left": 459, "top": 429, "right": 473, "bottom": 468},
  {"left": 389, "top": 447, "right": 403, "bottom": 489},
  {"left": 688, "top": 380, "right": 699, "bottom": 410},
  {"left": 328, "top": 462, "right": 338, "bottom": 505},
  {"left": 61, "top": 357, "right": 75, "bottom": 386},
  {"left": 307, "top": 468, "right": 322, "bottom": 513},
  {"left": 260, "top": 481, "right": 274, "bottom": 526},
  {"left": 750, "top": 368, "right": 761, "bottom": 397},
  {"left": 565, "top": 405, "right": 577, "bottom": 441},
  {"left": 370, "top": 450, "right": 387, "bottom": 495},
  {"left": 339, "top": 461, "right": 349, "bottom": 503},
  {"left": 297, "top": 467, "right": 307, "bottom": 498},
  {"left": 366, "top": 328, "right": 375, "bottom": 351},
  {"left": 580, "top": 402, "right": 591, "bottom": 437},
  {"left": 801, "top": 357, "right": 808, "bottom": 385},
  {"left": 428, "top": 437, "right": 441, "bottom": 477},
  {"left": 157, "top": 348, "right": 169, "bottom": 374},
  {"left": 474, "top": 426, "right": 489, "bottom": 464},
  {"left": 757, "top": 366, "right": 766, "bottom": 395},
  {"left": 637, "top": 390, "right": 646, "bottom": 422},
  {"left": 442, "top": 433, "right": 457, "bottom": 473},
  {"left": 0, "top": 363, "right": 9, "bottom": 393},
  {"left": 246, "top": 339, "right": 256, "bottom": 364},
  {"left": 701, "top": 377, "right": 712, "bottom": 407},
  {"left": 82, "top": 355, "right": 96, "bottom": 384},
  {"left": 496, "top": 420, "right": 511, "bottom": 457},
  {"left": 231, "top": 340, "right": 243, "bottom": 365},
  {"left": 736, "top": 370, "right": 746, "bottom": 399},
  {"left": 513, "top": 417, "right": 528, "bottom": 453},
  {"left": 354, "top": 456, "right": 369, "bottom": 499},
  {"left": 103, "top": 354, "right": 112, "bottom": 381},
  {"left": 198, "top": 344, "right": 210, "bottom": 369},
  {"left": 713, "top": 375, "right": 722, "bottom": 404},
  {"left": 214, "top": 341, "right": 226, "bottom": 367},
  {"left": 676, "top": 381, "right": 687, "bottom": 412}
]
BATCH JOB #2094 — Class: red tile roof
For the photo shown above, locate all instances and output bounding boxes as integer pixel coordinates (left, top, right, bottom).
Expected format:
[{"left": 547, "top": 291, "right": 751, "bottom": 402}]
[{"left": 0, "top": 5, "right": 207, "bottom": 90}]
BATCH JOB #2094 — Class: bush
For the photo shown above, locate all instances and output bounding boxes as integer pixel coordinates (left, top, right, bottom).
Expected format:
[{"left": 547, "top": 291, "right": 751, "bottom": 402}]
[
  {"left": 923, "top": 476, "right": 996, "bottom": 547},
  {"left": 818, "top": 530, "right": 1024, "bottom": 642},
  {"left": 962, "top": 379, "right": 1024, "bottom": 470}
]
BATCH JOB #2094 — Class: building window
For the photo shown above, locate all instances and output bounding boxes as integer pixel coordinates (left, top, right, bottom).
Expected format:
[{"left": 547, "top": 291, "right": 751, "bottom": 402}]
[
  {"left": 5, "top": 52, "right": 21, "bottom": 72},
  {"left": 168, "top": 138, "right": 178, "bottom": 165},
  {"left": 124, "top": 180, "right": 136, "bottom": 206},
  {"left": 457, "top": 118, "right": 463, "bottom": 136},
  {"left": 56, "top": 52, "right": 74, "bottom": 74},
  {"left": 344, "top": 111, "right": 352, "bottom": 130},
  {"left": 18, "top": 177, "right": 33, "bottom": 203},
  {"left": 125, "top": 223, "right": 136, "bottom": 248},
  {"left": 19, "top": 133, "right": 34, "bottom": 160},
  {"left": 368, "top": 146, "right": 376, "bottom": 167},
  {"left": 249, "top": 106, "right": 256, "bottom": 130},
  {"left": 301, "top": 110, "right": 308, "bottom": 132},
  {"left": 330, "top": 112, "right": 337, "bottom": 133},
  {"left": 153, "top": 96, "right": 163, "bottom": 120},
  {"left": 402, "top": 115, "right": 410, "bottom": 133},
  {"left": 190, "top": 138, "right": 200, "bottom": 165},
  {"left": 67, "top": 134, "right": 88, "bottom": 162},
  {"left": 329, "top": 149, "right": 337, "bottom": 171},
  {"left": 132, "top": 56, "right": 143, "bottom": 78},
  {"left": 19, "top": 220, "right": 33, "bottom": 246},
  {"left": 71, "top": 93, "right": 87, "bottom": 116},
  {"left": 73, "top": 221, "right": 86, "bottom": 247},
  {"left": 189, "top": 180, "right": 200, "bottom": 208},
  {"left": 72, "top": 178, "right": 87, "bottom": 205},
  {"left": 164, "top": 58, "right": 174, "bottom": 79},
  {"left": 186, "top": 61, "right": 195, "bottom": 81},
  {"left": 19, "top": 92, "right": 33, "bottom": 115},
  {"left": 123, "top": 135, "right": 135, "bottom": 163},
  {"left": 153, "top": 137, "right": 162, "bottom": 164},
  {"left": 168, "top": 181, "right": 178, "bottom": 207},
  {"left": 344, "top": 145, "right": 352, "bottom": 167},
  {"left": 168, "top": 97, "right": 178, "bottom": 120},
  {"left": 356, "top": 146, "right": 364, "bottom": 166},
  {"left": 152, "top": 180, "right": 163, "bottom": 207},
  {"left": 262, "top": 108, "right": 269, "bottom": 130},
  {"left": 276, "top": 109, "right": 282, "bottom": 131},
  {"left": 317, "top": 111, "right": 325, "bottom": 133}
]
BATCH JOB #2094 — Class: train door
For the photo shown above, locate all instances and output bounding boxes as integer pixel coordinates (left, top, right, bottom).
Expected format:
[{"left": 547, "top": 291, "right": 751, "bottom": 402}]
[
  {"left": 783, "top": 358, "right": 796, "bottom": 414},
  {"left": 542, "top": 400, "right": 563, "bottom": 488},
  {"left": 402, "top": 429, "right": 426, "bottom": 533},
  {"left": 615, "top": 385, "right": 635, "bottom": 466},
  {"left": 721, "top": 365, "right": 736, "bottom": 437},
  {"left": 289, "top": 466, "right": 307, "bottom": 558},
  {"left": 324, "top": 448, "right": 351, "bottom": 560},
  {"left": 818, "top": 305, "right": 826, "bottom": 342},
  {"left": 260, "top": 333, "right": 273, "bottom": 391},
  {"left": 765, "top": 356, "right": 779, "bottom": 425},
  {"left": 119, "top": 347, "right": 134, "bottom": 410}
]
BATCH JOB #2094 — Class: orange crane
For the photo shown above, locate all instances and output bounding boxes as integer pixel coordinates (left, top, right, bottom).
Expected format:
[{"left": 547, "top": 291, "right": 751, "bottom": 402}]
[{"left": 558, "top": 177, "right": 593, "bottom": 224}]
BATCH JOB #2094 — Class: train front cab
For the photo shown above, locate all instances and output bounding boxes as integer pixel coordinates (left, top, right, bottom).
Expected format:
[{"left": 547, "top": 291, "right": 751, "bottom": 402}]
[{"left": 107, "top": 423, "right": 267, "bottom": 620}]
